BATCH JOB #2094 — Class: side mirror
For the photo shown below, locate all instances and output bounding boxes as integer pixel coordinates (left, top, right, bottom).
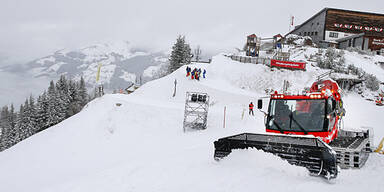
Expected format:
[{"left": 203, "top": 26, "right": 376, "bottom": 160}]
[
  {"left": 332, "top": 100, "right": 336, "bottom": 111},
  {"left": 257, "top": 99, "right": 263, "bottom": 109}
]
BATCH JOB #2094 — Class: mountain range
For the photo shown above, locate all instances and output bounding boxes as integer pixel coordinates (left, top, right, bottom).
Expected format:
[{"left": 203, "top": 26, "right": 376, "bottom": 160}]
[
  {"left": 25, "top": 41, "right": 168, "bottom": 90},
  {"left": 0, "top": 41, "right": 169, "bottom": 106}
]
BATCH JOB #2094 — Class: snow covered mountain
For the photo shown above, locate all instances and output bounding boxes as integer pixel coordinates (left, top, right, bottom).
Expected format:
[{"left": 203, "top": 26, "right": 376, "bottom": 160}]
[
  {"left": 0, "top": 41, "right": 169, "bottom": 106},
  {"left": 0, "top": 54, "right": 383, "bottom": 192},
  {"left": 26, "top": 41, "right": 168, "bottom": 90}
]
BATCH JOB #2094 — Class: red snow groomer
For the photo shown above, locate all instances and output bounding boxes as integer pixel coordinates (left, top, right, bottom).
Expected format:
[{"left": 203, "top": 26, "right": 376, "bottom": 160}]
[{"left": 214, "top": 79, "right": 372, "bottom": 179}]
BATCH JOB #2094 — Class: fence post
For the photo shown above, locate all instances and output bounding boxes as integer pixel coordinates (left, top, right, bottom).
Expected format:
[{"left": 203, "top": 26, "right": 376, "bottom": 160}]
[{"left": 223, "top": 106, "right": 226, "bottom": 128}]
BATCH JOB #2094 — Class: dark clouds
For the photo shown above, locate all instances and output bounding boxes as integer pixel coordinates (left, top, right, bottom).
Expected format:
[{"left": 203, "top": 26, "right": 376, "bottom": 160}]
[{"left": 1, "top": 0, "right": 383, "bottom": 64}]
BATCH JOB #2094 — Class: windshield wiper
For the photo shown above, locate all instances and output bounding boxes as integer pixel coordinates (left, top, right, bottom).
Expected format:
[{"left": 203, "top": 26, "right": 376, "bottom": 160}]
[
  {"left": 269, "top": 115, "right": 284, "bottom": 134},
  {"left": 289, "top": 112, "right": 308, "bottom": 135}
]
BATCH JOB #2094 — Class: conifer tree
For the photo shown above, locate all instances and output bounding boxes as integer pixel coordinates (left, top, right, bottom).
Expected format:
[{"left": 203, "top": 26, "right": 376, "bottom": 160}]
[
  {"left": 56, "top": 75, "right": 70, "bottom": 120},
  {"left": 35, "top": 93, "right": 48, "bottom": 132},
  {"left": 46, "top": 81, "right": 60, "bottom": 127},
  {"left": 168, "top": 35, "right": 192, "bottom": 73},
  {"left": 7, "top": 104, "right": 18, "bottom": 147},
  {"left": 183, "top": 42, "right": 192, "bottom": 64},
  {"left": 8, "top": 104, "right": 16, "bottom": 134},
  {"left": 28, "top": 95, "right": 37, "bottom": 135},
  {"left": 78, "top": 76, "right": 88, "bottom": 108},
  {"left": 0, "top": 106, "right": 10, "bottom": 151},
  {"left": 67, "top": 79, "right": 80, "bottom": 116},
  {"left": 17, "top": 102, "right": 29, "bottom": 140},
  {"left": 3, "top": 104, "right": 20, "bottom": 147},
  {"left": 18, "top": 98, "right": 37, "bottom": 139}
]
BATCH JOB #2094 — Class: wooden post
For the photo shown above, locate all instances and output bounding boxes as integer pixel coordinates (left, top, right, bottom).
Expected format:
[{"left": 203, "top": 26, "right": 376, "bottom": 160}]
[
  {"left": 223, "top": 106, "right": 226, "bottom": 128},
  {"left": 173, "top": 79, "right": 177, "bottom": 97}
]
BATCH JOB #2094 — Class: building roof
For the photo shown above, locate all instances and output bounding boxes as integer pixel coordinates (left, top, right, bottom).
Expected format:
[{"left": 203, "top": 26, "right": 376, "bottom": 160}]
[
  {"left": 319, "top": 40, "right": 338, "bottom": 44},
  {"left": 287, "top": 8, "right": 327, "bottom": 36},
  {"left": 274, "top": 34, "right": 283, "bottom": 38},
  {"left": 329, "top": 7, "right": 384, "bottom": 17},
  {"left": 286, "top": 8, "right": 384, "bottom": 36},
  {"left": 335, "top": 33, "right": 365, "bottom": 43}
]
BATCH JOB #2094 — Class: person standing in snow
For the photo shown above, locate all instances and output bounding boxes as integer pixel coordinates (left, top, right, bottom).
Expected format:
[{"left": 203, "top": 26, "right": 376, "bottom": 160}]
[
  {"left": 186, "top": 66, "right": 191, "bottom": 77},
  {"left": 191, "top": 68, "right": 196, "bottom": 80},
  {"left": 203, "top": 69, "right": 206, "bottom": 78},
  {"left": 195, "top": 70, "right": 200, "bottom": 81},
  {"left": 249, "top": 102, "right": 254, "bottom": 116}
]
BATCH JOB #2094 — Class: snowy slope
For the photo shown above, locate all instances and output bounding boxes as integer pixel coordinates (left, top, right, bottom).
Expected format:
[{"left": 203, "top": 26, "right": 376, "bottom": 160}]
[
  {"left": 343, "top": 51, "right": 384, "bottom": 82},
  {"left": 290, "top": 46, "right": 384, "bottom": 83},
  {"left": 0, "top": 55, "right": 383, "bottom": 192}
]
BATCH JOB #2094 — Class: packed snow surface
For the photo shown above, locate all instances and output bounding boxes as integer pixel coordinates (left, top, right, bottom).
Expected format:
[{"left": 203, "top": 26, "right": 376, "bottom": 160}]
[{"left": 0, "top": 55, "right": 383, "bottom": 192}]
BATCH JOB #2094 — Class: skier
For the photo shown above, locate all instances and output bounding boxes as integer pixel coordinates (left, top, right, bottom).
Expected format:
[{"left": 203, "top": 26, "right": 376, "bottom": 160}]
[
  {"left": 249, "top": 102, "right": 254, "bottom": 116},
  {"left": 203, "top": 69, "right": 206, "bottom": 78}
]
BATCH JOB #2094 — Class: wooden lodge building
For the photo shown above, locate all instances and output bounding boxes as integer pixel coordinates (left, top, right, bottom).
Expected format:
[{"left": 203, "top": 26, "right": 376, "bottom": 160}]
[{"left": 288, "top": 8, "right": 384, "bottom": 54}]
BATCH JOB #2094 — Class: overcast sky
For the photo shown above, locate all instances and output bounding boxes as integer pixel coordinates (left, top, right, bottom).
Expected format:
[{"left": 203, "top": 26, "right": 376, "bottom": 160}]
[{"left": 1, "top": 0, "right": 383, "bottom": 65}]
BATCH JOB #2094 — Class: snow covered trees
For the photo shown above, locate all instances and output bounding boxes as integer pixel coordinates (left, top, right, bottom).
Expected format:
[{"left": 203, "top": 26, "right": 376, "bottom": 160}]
[
  {"left": 316, "top": 48, "right": 346, "bottom": 72},
  {"left": 0, "top": 105, "right": 18, "bottom": 150},
  {"left": 364, "top": 74, "right": 380, "bottom": 91},
  {"left": 0, "top": 106, "right": 10, "bottom": 151},
  {"left": 168, "top": 35, "right": 192, "bottom": 73},
  {"left": 316, "top": 47, "right": 380, "bottom": 92},
  {"left": 0, "top": 75, "right": 90, "bottom": 152}
]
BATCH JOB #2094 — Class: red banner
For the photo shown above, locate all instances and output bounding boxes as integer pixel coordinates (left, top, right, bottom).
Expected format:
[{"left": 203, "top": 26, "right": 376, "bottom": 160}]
[
  {"left": 334, "top": 23, "right": 383, "bottom": 32},
  {"left": 270, "top": 59, "right": 306, "bottom": 70}
]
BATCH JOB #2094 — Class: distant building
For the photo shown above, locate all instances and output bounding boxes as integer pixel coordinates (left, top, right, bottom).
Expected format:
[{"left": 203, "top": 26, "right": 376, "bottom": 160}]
[
  {"left": 245, "top": 34, "right": 260, "bottom": 57},
  {"left": 288, "top": 8, "right": 384, "bottom": 54},
  {"left": 245, "top": 34, "right": 283, "bottom": 57}
]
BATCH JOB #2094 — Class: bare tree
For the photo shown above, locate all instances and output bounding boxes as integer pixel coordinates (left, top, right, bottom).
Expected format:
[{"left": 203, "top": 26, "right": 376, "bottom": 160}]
[{"left": 194, "top": 45, "right": 202, "bottom": 62}]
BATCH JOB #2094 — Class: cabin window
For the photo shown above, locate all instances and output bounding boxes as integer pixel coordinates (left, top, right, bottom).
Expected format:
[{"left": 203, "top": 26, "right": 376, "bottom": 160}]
[{"left": 267, "top": 99, "right": 327, "bottom": 132}]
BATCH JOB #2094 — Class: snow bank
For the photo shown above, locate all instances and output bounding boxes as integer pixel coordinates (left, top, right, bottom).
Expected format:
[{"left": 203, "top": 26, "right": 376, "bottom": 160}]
[
  {"left": 343, "top": 50, "right": 384, "bottom": 82},
  {"left": 285, "top": 34, "right": 315, "bottom": 46}
]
